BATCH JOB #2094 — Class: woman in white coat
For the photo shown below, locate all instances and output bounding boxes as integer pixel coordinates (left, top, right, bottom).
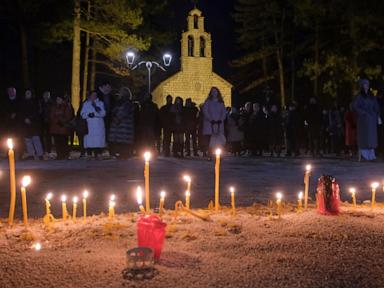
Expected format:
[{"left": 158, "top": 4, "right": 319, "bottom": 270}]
[{"left": 81, "top": 91, "right": 106, "bottom": 158}]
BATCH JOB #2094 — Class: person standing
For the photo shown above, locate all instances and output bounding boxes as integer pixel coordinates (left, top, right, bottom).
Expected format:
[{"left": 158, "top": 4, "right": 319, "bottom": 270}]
[
  {"left": 353, "top": 79, "right": 379, "bottom": 161},
  {"left": 285, "top": 103, "right": 301, "bottom": 157},
  {"left": 81, "top": 91, "right": 106, "bottom": 158},
  {"left": 201, "top": 87, "right": 227, "bottom": 154},
  {"left": 226, "top": 107, "right": 244, "bottom": 156},
  {"left": 344, "top": 103, "right": 357, "bottom": 157},
  {"left": 108, "top": 87, "right": 135, "bottom": 159},
  {"left": 138, "top": 95, "right": 159, "bottom": 154},
  {"left": 305, "top": 97, "right": 322, "bottom": 157},
  {"left": 50, "top": 96, "right": 74, "bottom": 159},
  {"left": 268, "top": 105, "right": 283, "bottom": 157},
  {"left": 20, "top": 89, "right": 44, "bottom": 160},
  {"left": 249, "top": 103, "right": 263, "bottom": 156},
  {"left": 170, "top": 97, "right": 185, "bottom": 157},
  {"left": 159, "top": 95, "right": 174, "bottom": 157},
  {"left": 184, "top": 98, "right": 199, "bottom": 156},
  {"left": 40, "top": 91, "right": 53, "bottom": 154}
]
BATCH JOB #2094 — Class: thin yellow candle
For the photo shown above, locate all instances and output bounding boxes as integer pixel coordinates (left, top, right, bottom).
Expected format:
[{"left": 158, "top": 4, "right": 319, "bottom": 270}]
[
  {"left": 349, "top": 188, "right": 357, "bottom": 208},
  {"left": 159, "top": 191, "right": 166, "bottom": 216},
  {"left": 297, "top": 191, "right": 303, "bottom": 213},
  {"left": 371, "top": 182, "right": 379, "bottom": 208},
  {"left": 304, "top": 164, "right": 311, "bottom": 209},
  {"left": 108, "top": 194, "right": 116, "bottom": 219},
  {"left": 183, "top": 175, "right": 192, "bottom": 192},
  {"left": 45, "top": 192, "right": 53, "bottom": 218},
  {"left": 276, "top": 192, "right": 283, "bottom": 218},
  {"left": 143, "top": 152, "right": 151, "bottom": 212},
  {"left": 82, "top": 190, "right": 88, "bottom": 220},
  {"left": 20, "top": 176, "right": 31, "bottom": 226},
  {"left": 61, "top": 195, "right": 68, "bottom": 220},
  {"left": 214, "top": 148, "right": 222, "bottom": 211},
  {"left": 72, "top": 196, "right": 78, "bottom": 221},
  {"left": 230, "top": 186, "right": 236, "bottom": 215},
  {"left": 136, "top": 186, "right": 146, "bottom": 214},
  {"left": 7, "top": 138, "right": 16, "bottom": 225},
  {"left": 185, "top": 190, "right": 191, "bottom": 209}
]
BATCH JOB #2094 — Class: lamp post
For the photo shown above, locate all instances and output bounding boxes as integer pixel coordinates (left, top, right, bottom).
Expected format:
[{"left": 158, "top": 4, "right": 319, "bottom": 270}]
[{"left": 126, "top": 51, "right": 172, "bottom": 98}]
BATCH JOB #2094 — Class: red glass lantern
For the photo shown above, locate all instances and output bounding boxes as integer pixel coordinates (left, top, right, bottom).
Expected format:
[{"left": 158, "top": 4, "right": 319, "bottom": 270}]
[
  {"left": 137, "top": 215, "right": 167, "bottom": 260},
  {"left": 316, "top": 175, "right": 340, "bottom": 215}
]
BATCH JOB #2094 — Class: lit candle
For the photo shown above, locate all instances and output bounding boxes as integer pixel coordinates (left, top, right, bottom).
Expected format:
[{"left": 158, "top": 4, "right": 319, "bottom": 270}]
[
  {"left": 143, "top": 152, "right": 151, "bottom": 212},
  {"left": 183, "top": 175, "right": 192, "bottom": 192},
  {"left": 159, "top": 191, "right": 165, "bottom": 216},
  {"left": 61, "top": 195, "right": 68, "bottom": 220},
  {"left": 45, "top": 192, "right": 53, "bottom": 219},
  {"left": 72, "top": 196, "right": 78, "bottom": 221},
  {"left": 32, "top": 242, "right": 42, "bottom": 251},
  {"left": 349, "top": 188, "right": 357, "bottom": 208},
  {"left": 185, "top": 190, "right": 191, "bottom": 209},
  {"left": 20, "top": 176, "right": 31, "bottom": 226},
  {"left": 304, "top": 164, "right": 311, "bottom": 209},
  {"left": 214, "top": 148, "right": 222, "bottom": 211},
  {"left": 136, "top": 186, "right": 146, "bottom": 214},
  {"left": 82, "top": 190, "right": 88, "bottom": 221},
  {"left": 371, "top": 182, "right": 379, "bottom": 208},
  {"left": 276, "top": 192, "right": 283, "bottom": 218},
  {"left": 230, "top": 186, "right": 236, "bottom": 215},
  {"left": 7, "top": 138, "right": 16, "bottom": 225},
  {"left": 297, "top": 191, "right": 303, "bottom": 213},
  {"left": 108, "top": 194, "right": 116, "bottom": 219}
]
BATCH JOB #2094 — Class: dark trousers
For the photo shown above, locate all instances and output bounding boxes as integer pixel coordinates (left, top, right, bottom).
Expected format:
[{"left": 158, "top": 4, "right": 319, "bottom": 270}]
[
  {"left": 42, "top": 125, "right": 52, "bottom": 153},
  {"left": 185, "top": 130, "right": 197, "bottom": 155},
  {"left": 162, "top": 128, "right": 172, "bottom": 156},
  {"left": 110, "top": 143, "right": 132, "bottom": 158},
  {"left": 53, "top": 134, "right": 69, "bottom": 159},
  {"left": 308, "top": 128, "right": 320, "bottom": 156}
]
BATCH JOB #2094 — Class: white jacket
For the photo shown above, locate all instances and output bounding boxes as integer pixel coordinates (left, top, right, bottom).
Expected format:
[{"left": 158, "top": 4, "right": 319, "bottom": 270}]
[{"left": 81, "top": 99, "right": 106, "bottom": 148}]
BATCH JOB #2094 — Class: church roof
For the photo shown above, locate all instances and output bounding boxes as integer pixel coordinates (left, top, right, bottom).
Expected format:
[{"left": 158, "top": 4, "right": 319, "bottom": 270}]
[{"left": 189, "top": 8, "right": 202, "bottom": 17}]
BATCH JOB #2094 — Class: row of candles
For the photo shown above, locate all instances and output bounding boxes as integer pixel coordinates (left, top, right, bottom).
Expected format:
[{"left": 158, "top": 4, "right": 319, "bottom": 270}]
[{"left": 4, "top": 138, "right": 384, "bottom": 227}]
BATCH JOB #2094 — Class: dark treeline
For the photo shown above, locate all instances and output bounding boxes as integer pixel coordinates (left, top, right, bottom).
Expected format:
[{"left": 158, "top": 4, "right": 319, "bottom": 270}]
[{"left": 233, "top": 0, "right": 384, "bottom": 107}]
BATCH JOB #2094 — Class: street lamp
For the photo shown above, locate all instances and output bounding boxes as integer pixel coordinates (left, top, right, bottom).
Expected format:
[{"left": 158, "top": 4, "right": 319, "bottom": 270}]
[{"left": 126, "top": 51, "right": 172, "bottom": 98}]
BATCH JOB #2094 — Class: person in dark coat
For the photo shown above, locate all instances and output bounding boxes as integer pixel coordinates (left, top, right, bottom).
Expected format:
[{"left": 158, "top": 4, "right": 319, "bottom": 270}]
[
  {"left": 108, "top": 87, "right": 135, "bottom": 159},
  {"left": 171, "top": 97, "right": 185, "bottom": 157},
  {"left": 353, "top": 79, "right": 380, "bottom": 161},
  {"left": 268, "top": 104, "right": 283, "bottom": 157},
  {"left": 50, "top": 96, "right": 74, "bottom": 159},
  {"left": 226, "top": 107, "right": 244, "bottom": 156},
  {"left": 305, "top": 97, "right": 322, "bottom": 157},
  {"left": 20, "top": 89, "right": 44, "bottom": 159},
  {"left": 285, "top": 103, "right": 301, "bottom": 157},
  {"left": 159, "top": 95, "right": 174, "bottom": 157},
  {"left": 329, "top": 102, "right": 343, "bottom": 156},
  {"left": 184, "top": 98, "right": 199, "bottom": 156},
  {"left": 40, "top": 91, "right": 53, "bottom": 154},
  {"left": 242, "top": 102, "right": 253, "bottom": 153},
  {"left": 138, "top": 95, "right": 159, "bottom": 154},
  {"left": 376, "top": 91, "right": 384, "bottom": 156},
  {"left": 344, "top": 103, "right": 357, "bottom": 157},
  {"left": 249, "top": 103, "right": 264, "bottom": 156}
]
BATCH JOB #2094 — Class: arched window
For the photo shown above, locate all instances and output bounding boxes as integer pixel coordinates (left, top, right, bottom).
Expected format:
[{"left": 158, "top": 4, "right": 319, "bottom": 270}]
[
  {"left": 193, "top": 15, "right": 198, "bottom": 29},
  {"left": 200, "top": 37, "right": 206, "bottom": 57},
  {"left": 188, "top": 35, "right": 194, "bottom": 56}
]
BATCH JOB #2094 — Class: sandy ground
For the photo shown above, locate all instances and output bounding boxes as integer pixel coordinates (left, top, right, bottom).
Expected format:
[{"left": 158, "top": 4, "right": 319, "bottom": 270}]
[
  {"left": 1, "top": 206, "right": 384, "bottom": 288},
  {"left": 1, "top": 157, "right": 384, "bottom": 287}
]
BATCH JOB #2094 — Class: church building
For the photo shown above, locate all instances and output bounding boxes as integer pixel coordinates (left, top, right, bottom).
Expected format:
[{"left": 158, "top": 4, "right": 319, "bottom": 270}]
[{"left": 152, "top": 8, "right": 232, "bottom": 106}]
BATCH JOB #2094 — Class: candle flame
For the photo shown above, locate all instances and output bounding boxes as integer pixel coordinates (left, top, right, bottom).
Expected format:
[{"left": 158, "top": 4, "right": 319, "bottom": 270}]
[
  {"left": 61, "top": 195, "right": 67, "bottom": 202},
  {"left": 143, "top": 151, "right": 151, "bottom": 162},
  {"left": 349, "top": 187, "right": 356, "bottom": 194},
  {"left": 83, "top": 190, "right": 89, "bottom": 199},
  {"left": 73, "top": 196, "right": 78, "bottom": 204},
  {"left": 136, "top": 186, "right": 143, "bottom": 205},
  {"left": 46, "top": 192, "right": 53, "bottom": 201},
  {"left": 215, "top": 148, "right": 222, "bottom": 156},
  {"left": 110, "top": 194, "right": 116, "bottom": 201},
  {"left": 183, "top": 175, "right": 191, "bottom": 183},
  {"left": 371, "top": 182, "right": 379, "bottom": 189},
  {"left": 160, "top": 190, "right": 166, "bottom": 199},
  {"left": 32, "top": 242, "right": 42, "bottom": 251},
  {"left": 276, "top": 192, "right": 283, "bottom": 200},
  {"left": 7, "top": 138, "right": 14, "bottom": 149},
  {"left": 298, "top": 191, "right": 303, "bottom": 200},
  {"left": 305, "top": 164, "right": 312, "bottom": 172},
  {"left": 21, "top": 175, "right": 31, "bottom": 187},
  {"left": 229, "top": 186, "right": 235, "bottom": 194},
  {"left": 109, "top": 200, "right": 116, "bottom": 208}
]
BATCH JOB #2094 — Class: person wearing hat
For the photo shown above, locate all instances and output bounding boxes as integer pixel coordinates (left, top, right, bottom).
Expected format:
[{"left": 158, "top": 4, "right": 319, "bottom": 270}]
[{"left": 353, "top": 79, "right": 380, "bottom": 161}]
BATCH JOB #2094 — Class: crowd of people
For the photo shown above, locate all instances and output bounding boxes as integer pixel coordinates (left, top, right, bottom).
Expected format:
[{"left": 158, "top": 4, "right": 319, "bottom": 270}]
[{"left": 1, "top": 79, "right": 383, "bottom": 161}]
